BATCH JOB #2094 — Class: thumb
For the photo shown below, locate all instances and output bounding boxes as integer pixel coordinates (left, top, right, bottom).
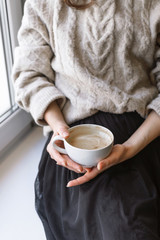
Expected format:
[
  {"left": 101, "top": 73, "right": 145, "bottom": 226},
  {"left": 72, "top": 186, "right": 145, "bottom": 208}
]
[{"left": 58, "top": 125, "right": 69, "bottom": 138}]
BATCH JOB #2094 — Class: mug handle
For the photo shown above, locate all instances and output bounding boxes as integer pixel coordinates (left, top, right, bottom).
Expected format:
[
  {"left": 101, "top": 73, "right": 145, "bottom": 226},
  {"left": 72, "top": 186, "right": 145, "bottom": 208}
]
[{"left": 52, "top": 135, "right": 67, "bottom": 154}]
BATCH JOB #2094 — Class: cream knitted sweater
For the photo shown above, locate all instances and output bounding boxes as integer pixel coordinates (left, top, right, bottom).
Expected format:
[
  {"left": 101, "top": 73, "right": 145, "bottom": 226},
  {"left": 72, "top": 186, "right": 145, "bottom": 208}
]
[{"left": 12, "top": 0, "right": 160, "bottom": 128}]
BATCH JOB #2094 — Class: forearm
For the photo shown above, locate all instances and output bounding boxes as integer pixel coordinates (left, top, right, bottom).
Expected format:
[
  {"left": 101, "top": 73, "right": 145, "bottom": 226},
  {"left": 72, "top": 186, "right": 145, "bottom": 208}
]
[
  {"left": 45, "top": 101, "right": 83, "bottom": 173},
  {"left": 44, "top": 101, "right": 68, "bottom": 130},
  {"left": 123, "top": 110, "right": 160, "bottom": 159}
]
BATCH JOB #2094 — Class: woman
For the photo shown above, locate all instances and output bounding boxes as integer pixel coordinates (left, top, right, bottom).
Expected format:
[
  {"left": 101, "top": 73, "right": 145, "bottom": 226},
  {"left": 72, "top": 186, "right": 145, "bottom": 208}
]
[{"left": 12, "top": 0, "right": 160, "bottom": 239}]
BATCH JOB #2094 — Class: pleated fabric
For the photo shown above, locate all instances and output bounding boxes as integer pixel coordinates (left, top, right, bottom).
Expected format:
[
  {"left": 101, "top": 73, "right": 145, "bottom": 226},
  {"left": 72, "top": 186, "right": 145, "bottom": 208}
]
[{"left": 35, "top": 111, "right": 160, "bottom": 240}]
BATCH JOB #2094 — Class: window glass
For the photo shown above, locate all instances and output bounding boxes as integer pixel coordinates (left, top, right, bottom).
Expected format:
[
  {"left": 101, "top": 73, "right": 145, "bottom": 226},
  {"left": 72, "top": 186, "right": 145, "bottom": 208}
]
[
  {"left": 0, "top": 0, "right": 19, "bottom": 123},
  {"left": 0, "top": 0, "right": 32, "bottom": 155},
  {"left": 0, "top": 25, "right": 11, "bottom": 116}
]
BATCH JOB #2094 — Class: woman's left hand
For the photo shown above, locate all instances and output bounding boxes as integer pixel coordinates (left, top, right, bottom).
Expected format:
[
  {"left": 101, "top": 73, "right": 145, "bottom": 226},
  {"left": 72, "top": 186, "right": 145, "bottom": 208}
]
[
  {"left": 67, "top": 111, "right": 160, "bottom": 187},
  {"left": 67, "top": 144, "right": 129, "bottom": 187}
]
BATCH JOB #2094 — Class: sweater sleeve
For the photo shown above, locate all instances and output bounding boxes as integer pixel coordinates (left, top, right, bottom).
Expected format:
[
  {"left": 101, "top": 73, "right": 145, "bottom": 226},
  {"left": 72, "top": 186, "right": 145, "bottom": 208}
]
[
  {"left": 147, "top": 32, "right": 160, "bottom": 116},
  {"left": 12, "top": 0, "right": 66, "bottom": 126}
]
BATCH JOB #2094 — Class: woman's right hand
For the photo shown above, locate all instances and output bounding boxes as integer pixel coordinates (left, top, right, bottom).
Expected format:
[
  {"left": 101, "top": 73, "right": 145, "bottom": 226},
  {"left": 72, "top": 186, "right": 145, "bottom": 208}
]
[
  {"left": 44, "top": 101, "right": 85, "bottom": 173},
  {"left": 47, "top": 123, "right": 86, "bottom": 173}
]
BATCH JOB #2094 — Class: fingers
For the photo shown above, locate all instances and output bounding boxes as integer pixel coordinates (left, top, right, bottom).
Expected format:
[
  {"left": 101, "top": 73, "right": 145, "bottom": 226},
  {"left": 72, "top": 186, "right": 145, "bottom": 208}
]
[
  {"left": 50, "top": 146, "right": 84, "bottom": 173},
  {"left": 48, "top": 142, "right": 127, "bottom": 187},
  {"left": 62, "top": 154, "right": 84, "bottom": 173},
  {"left": 47, "top": 123, "right": 87, "bottom": 173},
  {"left": 66, "top": 144, "right": 127, "bottom": 187},
  {"left": 54, "top": 125, "right": 69, "bottom": 139},
  {"left": 67, "top": 167, "right": 99, "bottom": 187},
  {"left": 67, "top": 151, "right": 121, "bottom": 187},
  {"left": 47, "top": 136, "right": 85, "bottom": 173},
  {"left": 97, "top": 144, "right": 125, "bottom": 171},
  {"left": 97, "top": 152, "right": 115, "bottom": 171},
  {"left": 66, "top": 156, "right": 112, "bottom": 188},
  {"left": 97, "top": 157, "right": 114, "bottom": 171},
  {"left": 97, "top": 153, "right": 119, "bottom": 171}
]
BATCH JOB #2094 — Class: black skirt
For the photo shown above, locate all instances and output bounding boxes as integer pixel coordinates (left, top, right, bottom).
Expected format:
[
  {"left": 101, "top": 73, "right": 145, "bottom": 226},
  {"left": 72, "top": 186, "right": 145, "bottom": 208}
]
[{"left": 35, "top": 111, "right": 160, "bottom": 240}]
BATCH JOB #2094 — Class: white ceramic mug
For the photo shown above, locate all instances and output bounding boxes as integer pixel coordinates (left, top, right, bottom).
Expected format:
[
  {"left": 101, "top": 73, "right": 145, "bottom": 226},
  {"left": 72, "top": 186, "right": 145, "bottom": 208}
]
[{"left": 52, "top": 124, "right": 114, "bottom": 167}]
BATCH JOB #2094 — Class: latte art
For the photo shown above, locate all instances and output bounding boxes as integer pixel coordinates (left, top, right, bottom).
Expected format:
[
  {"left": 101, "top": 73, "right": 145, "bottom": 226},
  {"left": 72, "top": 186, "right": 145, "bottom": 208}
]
[{"left": 67, "top": 132, "right": 111, "bottom": 150}]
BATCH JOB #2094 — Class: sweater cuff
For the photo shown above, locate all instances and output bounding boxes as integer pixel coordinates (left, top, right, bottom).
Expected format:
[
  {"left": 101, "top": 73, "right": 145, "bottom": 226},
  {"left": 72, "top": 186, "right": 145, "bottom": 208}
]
[
  {"left": 30, "top": 86, "right": 66, "bottom": 126},
  {"left": 146, "top": 95, "right": 160, "bottom": 117}
]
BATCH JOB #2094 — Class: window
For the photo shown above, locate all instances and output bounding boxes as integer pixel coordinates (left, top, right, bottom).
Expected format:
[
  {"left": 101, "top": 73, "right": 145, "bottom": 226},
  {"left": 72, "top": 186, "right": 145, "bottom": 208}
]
[
  {"left": 0, "top": 27, "right": 11, "bottom": 118},
  {"left": 0, "top": 0, "right": 16, "bottom": 123},
  {"left": 0, "top": 0, "right": 32, "bottom": 155}
]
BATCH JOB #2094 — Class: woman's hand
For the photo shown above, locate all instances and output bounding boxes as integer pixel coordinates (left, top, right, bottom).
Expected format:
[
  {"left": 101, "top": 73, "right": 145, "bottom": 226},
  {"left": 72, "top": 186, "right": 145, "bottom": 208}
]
[
  {"left": 66, "top": 143, "right": 129, "bottom": 187},
  {"left": 67, "top": 110, "right": 160, "bottom": 187},
  {"left": 47, "top": 125, "right": 86, "bottom": 173},
  {"left": 44, "top": 101, "right": 86, "bottom": 173}
]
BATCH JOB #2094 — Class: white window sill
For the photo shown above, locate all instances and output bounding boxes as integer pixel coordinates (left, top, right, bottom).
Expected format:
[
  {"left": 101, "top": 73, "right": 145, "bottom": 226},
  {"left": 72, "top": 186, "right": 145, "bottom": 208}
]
[
  {"left": 0, "top": 108, "right": 33, "bottom": 156},
  {"left": 0, "top": 126, "right": 46, "bottom": 240}
]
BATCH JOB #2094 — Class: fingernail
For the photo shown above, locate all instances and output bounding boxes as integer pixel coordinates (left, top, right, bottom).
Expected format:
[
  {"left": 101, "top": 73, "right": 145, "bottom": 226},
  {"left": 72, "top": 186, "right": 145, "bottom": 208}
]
[
  {"left": 62, "top": 132, "right": 69, "bottom": 138},
  {"left": 63, "top": 162, "right": 67, "bottom": 167},
  {"left": 78, "top": 167, "right": 83, "bottom": 173},
  {"left": 66, "top": 183, "right": 71, "bottom": 187},
  {"left": 97, "top": 164, "right": 102, "bottom": 171}
]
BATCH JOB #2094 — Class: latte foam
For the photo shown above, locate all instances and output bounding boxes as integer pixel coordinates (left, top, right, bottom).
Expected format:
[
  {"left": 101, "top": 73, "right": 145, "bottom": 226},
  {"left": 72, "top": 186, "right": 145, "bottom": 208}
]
[{"left": 67, "top": 126, "right": 112, "bottom": 150}]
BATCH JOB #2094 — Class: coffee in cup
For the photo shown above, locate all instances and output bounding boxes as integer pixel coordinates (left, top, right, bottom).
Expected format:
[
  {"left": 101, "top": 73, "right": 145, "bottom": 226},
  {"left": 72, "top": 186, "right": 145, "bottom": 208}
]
[{"left": 52, "top": 124, "right": 114, "bottom": 167}]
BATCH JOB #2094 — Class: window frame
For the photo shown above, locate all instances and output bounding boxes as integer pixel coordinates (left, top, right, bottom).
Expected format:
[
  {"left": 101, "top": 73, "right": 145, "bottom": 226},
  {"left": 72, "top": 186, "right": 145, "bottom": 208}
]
[{"left": 0, "top": 0, "right": 33, "bottom": 156}]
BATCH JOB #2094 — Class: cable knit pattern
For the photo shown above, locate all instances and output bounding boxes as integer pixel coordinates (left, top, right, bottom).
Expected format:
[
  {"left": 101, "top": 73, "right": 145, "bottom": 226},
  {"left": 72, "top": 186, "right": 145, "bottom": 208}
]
[
  {"left": 139, "top": 0, "right": 151, "bottom": 54},
  {"left": 12, "top": 0, "right": 160, "bottom": 129},
  {"left": 83, "top": 0, "right": 115, "bottom": 79},
  {"left": 121, "top": 0, "right": 133, "bottom": 91}
]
